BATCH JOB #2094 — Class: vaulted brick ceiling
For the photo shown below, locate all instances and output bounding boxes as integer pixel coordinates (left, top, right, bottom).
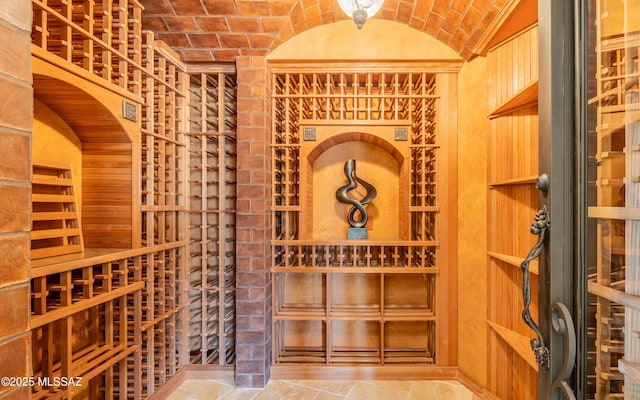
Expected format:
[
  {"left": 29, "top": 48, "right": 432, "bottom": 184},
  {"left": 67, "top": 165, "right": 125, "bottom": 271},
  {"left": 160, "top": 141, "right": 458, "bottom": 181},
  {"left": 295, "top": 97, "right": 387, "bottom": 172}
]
[{"left": 139, "top": 0, "right": 509, "bottom": 63}]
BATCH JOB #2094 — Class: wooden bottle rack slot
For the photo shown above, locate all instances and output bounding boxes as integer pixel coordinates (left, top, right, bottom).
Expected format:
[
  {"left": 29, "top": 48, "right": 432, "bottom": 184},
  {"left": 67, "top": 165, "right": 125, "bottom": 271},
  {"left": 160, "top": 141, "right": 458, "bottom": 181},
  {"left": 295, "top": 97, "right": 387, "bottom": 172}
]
[
  {"left": 186, "top": 70, "right": 237, "bottom": 367},
  {"left": 272, "top": 242, "right": 438, "bottom": 270},
  {"left": 29, "top": 249, "right": 150, "bottom": 399}
]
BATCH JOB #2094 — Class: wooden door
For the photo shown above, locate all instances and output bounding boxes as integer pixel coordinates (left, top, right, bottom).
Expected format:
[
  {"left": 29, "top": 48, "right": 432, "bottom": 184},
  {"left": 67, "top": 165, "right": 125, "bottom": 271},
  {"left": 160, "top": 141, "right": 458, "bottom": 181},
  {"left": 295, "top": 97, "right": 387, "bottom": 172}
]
[{"left": 536, "top": 1, "right": 578, "bottom": 399}]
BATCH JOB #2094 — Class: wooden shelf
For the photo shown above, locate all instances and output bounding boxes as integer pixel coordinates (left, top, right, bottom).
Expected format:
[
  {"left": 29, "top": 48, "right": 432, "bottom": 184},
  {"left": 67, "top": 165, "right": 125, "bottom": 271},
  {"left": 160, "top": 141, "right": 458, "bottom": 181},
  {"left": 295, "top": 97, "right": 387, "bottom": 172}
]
[
  {"left": 31, "top": 282, "right": 145, "bottom": 329},
  {"left": 32, "top": 344, "right": 137, "bottom": 398},
  {"left": 488, "top": 81, "right": 538, "bottom": 119},
  {"left": 489, "top": 175, "right": 538, "bottom": 188},
  {"left": 588, "top": 206, "right": 640, "bottom": 221},
  {"left": 276, "top": 347, "right": 327, "bottom": 364},
  {"left": 488, "top": 251, "right": 538, "bottom": 275},
  {"left": 487, "top": 320, "right": 538, "bottom": 371},
  {"left": 588, "top": 281, "right": 640, "bottom": 312}
]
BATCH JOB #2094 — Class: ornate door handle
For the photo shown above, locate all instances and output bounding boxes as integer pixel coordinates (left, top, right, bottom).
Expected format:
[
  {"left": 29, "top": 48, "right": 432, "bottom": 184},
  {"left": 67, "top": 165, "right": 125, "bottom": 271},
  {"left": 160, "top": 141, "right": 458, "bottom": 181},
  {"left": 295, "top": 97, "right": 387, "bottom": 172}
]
[
  {"left": 520, "top": 206, "right": 577, "bottom": 399},
  {"left": 520, "top": 206, "right": 550, "bottom": 368}
]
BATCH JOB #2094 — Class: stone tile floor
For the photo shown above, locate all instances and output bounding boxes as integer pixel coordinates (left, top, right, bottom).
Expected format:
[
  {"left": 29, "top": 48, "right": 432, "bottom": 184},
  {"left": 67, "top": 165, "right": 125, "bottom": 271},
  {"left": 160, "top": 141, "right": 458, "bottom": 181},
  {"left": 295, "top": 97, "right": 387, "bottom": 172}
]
[{"left": 166, "top": 378, "right": 482, "bottom": 400}]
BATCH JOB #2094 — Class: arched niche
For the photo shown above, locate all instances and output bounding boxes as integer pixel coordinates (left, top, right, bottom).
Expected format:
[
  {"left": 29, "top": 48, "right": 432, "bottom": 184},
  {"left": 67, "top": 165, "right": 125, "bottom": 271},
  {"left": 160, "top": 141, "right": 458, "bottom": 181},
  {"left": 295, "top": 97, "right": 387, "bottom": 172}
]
[
  {"left": 32, "top": 60, "right": 141, "bottom": 251},
  {"left": 301, "top": 130, "right": 410, "bottom": 240}
]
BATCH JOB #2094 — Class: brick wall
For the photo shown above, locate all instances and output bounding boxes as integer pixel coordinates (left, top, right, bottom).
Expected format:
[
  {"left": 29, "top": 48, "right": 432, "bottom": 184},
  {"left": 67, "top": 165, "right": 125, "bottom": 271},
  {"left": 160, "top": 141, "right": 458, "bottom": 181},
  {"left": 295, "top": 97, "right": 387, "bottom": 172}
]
[
  {"left": 0, "top": 1, "right": 33, "bottom": 399},
  {"left": 235, "top": 56, "right": 272, "bottom": 388}
]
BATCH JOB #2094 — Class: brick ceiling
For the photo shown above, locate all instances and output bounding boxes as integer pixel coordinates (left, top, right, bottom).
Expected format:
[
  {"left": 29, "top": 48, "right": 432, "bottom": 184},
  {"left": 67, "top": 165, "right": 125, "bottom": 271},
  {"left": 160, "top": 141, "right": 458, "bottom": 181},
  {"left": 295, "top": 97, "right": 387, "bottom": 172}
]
[{"left": 139, "top": 0, "right": 509, "bottom": 63}]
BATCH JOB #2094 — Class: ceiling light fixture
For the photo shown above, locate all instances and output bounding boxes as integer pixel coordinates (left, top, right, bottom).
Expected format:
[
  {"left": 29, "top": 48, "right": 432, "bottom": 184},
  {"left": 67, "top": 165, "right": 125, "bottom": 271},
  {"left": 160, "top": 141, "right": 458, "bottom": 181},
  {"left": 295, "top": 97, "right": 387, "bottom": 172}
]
[{"left": 337, "top": 0, "right": 384, "bottom": 29}]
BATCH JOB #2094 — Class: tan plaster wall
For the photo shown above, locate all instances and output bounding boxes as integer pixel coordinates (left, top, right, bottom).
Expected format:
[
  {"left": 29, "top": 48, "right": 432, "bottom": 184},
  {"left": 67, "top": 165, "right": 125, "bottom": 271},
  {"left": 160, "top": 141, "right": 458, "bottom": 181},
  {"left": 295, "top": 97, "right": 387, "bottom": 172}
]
[
  {"left": 456, "top": 55, "right": 490, "bottom": 386},
  {"left": 312, "top": 141, "right": 400, "bottom": 240},
  {"left": 268, "top": 20, "right": 463, "bottom": 61},
  {"left": 33, "top": 99, "right": 83, "bottom": 212}
]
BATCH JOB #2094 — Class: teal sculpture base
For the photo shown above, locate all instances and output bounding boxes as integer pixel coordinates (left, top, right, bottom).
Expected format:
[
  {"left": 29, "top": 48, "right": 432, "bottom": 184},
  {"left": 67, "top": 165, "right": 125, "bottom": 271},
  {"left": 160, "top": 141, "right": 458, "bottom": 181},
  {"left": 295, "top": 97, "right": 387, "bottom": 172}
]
[{"left": 347, "top": 227, "right": 368, "bottom": 240}]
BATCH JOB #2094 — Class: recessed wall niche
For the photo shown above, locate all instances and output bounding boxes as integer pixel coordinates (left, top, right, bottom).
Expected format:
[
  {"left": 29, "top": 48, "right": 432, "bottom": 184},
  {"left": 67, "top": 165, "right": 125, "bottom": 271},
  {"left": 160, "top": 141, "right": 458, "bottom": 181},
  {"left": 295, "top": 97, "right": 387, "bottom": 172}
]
[
  {"left": 32, "top": 71, "right": 138, "bottom": 253},
  {"left": 304, "top": 133, "right": 405, "bottom": 240}
]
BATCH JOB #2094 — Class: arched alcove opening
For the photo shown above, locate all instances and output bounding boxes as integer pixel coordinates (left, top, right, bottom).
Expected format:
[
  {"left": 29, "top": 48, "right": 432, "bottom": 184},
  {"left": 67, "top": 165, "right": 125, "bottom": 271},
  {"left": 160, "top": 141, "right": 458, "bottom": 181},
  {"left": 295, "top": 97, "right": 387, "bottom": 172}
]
[
  {"left": 32, "top": 73, "right": 137, "bottom": 255},
  {"left": 305, "top": 132, "right": 406, "bottom": 240}
]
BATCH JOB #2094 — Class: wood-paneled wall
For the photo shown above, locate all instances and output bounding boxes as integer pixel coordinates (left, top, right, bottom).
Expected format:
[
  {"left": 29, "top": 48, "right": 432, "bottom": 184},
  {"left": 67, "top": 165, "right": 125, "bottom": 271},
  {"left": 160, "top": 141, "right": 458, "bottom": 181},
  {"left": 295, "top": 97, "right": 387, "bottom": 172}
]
[
  {"left": 82, "top": 142, "right": 133, "bottom": 248},
  {"left": 486, "top": 25, "right": 539, "bottom": 400}
]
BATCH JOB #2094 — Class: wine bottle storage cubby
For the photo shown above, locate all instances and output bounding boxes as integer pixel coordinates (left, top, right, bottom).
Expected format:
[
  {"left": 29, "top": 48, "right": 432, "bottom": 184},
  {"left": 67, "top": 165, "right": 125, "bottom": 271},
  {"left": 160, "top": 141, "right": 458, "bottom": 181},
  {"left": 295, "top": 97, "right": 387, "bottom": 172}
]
[
  {"left": 187, "top": 69, "right": 238, "bottom": 367},
  {"left": 272, "top": 146, "right": 300, "bottom": 210},
  {"left": 330, "top": 274, "right": 381, "bottom": 317},
  {"left": 272, "top": 271, "right": 436, "bottom": 366},
  {"left": 187, "top": 290, "right": 236, "bottom": 365},
  {"left": 188, "top": 73, "right": 237, "bottom": 134},
  {"left": 141, "top": 323, "right": 172, "bottom": 392},
  {"left": 271, "top": 66, "right": 456, "bottom": 368},
  {"left": 384, "top": 274, "right": 435, "bottom": 317},
  {"left": 140, "top": 29, "right": 187, "bottom": 248},
  {"left": 383, "top": 321, "right": 435, "bottom": 364},
  {"left": 125, "top": 247, "right": 185, "bottom": 398},
  {"left": 271, "top": 72, "right": 438, "bottom": 122},
  {"left": 30, "top": 250, "right": 150, "bottom": 399},
  {"left": 272, "top": 242, "right": 438, "bottom": 269},
  {"left": 273, "top": 320, "right": 327, "bottom": 364},
  {"left": 330, "top": 320, "right": 381, "bottom": 364},
  {"left": 274, "top": 272, "right": 325, "bottom": 316},
  {"left": 32, "top": 0, "right": 144, "bottom": 94}
]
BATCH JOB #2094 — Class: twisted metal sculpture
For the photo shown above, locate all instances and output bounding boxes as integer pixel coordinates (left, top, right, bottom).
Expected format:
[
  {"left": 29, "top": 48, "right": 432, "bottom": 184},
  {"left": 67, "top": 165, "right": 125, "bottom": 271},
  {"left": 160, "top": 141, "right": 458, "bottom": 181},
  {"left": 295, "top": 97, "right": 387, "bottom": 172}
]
[{"left": 335, "top": 159, "right": 377, "bottom": 228}]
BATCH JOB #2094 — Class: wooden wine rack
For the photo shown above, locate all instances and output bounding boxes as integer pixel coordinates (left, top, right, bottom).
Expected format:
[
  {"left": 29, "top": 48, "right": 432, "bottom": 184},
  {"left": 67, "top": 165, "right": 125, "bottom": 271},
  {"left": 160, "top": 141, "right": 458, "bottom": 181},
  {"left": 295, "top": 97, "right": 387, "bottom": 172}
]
[
  {"left": 271, "top": 67, "right": 458, "bottom": 370},
  {"left": 186, "top": 69, "right": 238, "bottom": 366},
  {"left": 32, "top": 0, "right": 144, "bottom": 95},
  {"left": 136, "top": 31, "right": 190, "bottom": 397},
  {"left": 29, "top": 0, "right": 238, "bottom": 398}
]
